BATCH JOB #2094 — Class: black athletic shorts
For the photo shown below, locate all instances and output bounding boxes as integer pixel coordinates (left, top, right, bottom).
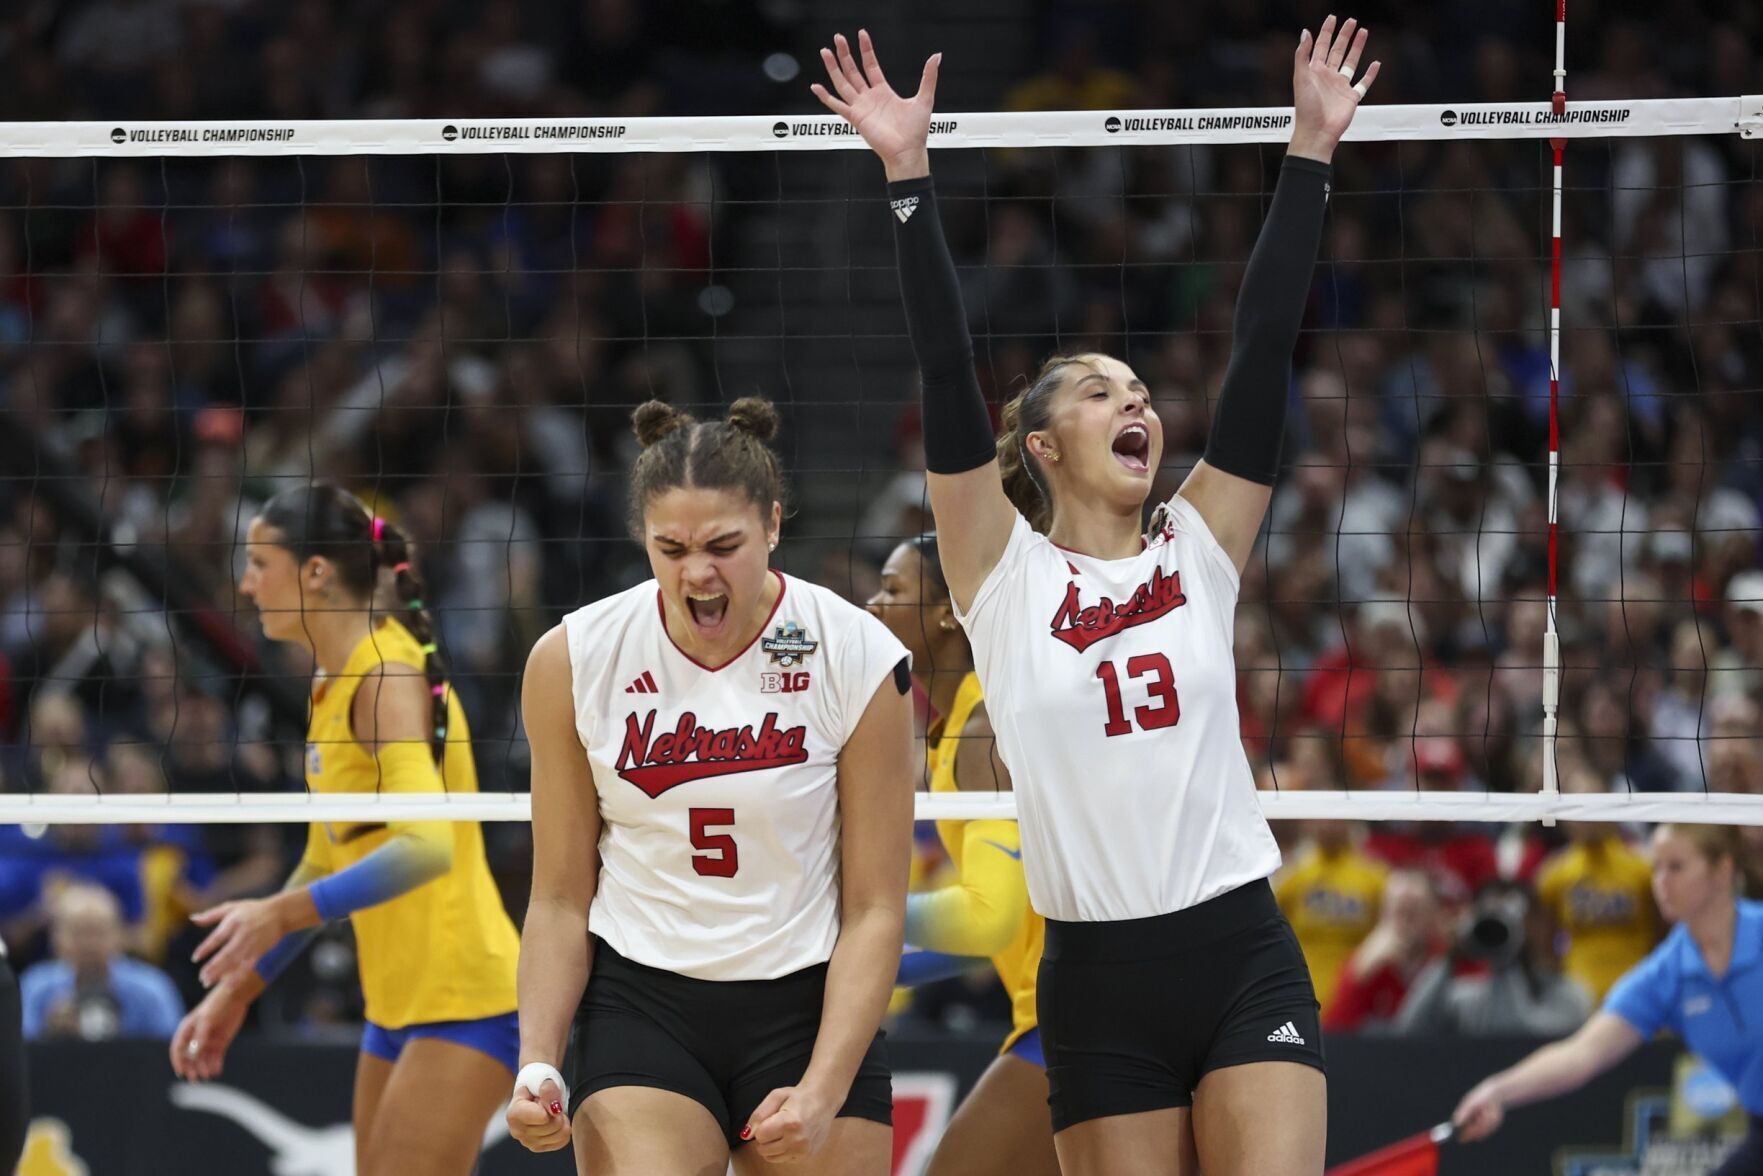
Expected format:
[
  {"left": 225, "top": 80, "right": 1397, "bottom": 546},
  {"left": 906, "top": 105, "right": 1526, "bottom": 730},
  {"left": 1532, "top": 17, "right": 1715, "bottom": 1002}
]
[
  {"left": 566, "top": 936, "right": 892, "bottom": 1148},
  {"left": 1038, "top": 878, "right": 1325, "bottom": 1132}
]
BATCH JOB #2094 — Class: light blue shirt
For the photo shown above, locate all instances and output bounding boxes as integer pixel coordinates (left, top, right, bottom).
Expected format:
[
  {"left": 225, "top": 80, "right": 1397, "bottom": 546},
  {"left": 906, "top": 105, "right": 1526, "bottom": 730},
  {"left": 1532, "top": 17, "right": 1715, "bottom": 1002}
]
[
  {"left": 1605, "top": 899, "right": 1763, "bottom": 1114},
  {"left": 19, "top": 957, "right": 185, "bottom": 1040}
]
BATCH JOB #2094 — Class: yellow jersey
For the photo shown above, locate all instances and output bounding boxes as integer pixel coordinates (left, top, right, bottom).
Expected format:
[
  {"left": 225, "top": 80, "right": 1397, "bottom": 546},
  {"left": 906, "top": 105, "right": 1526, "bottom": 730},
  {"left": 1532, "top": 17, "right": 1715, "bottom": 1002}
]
[
  {"left": 930, "top": 672, "right": 1044, "bottom": 1052},
  {"left": 1536, "top": 835, "right": 1659, "bottom": 1002},
  {"left": 304, "top": 619, "right": 521, "bottom": 1028},
  {"left": 1273, "top": 842, "right": 1387, "bottom": 1016}
]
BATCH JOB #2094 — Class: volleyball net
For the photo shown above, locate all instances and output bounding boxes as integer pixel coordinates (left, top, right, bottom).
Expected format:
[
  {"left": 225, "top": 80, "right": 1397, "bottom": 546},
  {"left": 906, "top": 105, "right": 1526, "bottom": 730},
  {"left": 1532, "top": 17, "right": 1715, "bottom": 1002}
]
[{"left": 1, "top": 96, "right": 1762, "bottom": 828}]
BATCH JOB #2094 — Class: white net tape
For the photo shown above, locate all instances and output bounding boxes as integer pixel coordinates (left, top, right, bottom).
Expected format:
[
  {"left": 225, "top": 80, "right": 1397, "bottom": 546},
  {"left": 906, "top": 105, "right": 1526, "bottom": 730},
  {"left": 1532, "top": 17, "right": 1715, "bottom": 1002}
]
[
  {"left": 0, "top": 97, "right": 1756, "bottom": 157},
  {"left": 5, "top": 791, "right": 1763, "bottom": 826}
]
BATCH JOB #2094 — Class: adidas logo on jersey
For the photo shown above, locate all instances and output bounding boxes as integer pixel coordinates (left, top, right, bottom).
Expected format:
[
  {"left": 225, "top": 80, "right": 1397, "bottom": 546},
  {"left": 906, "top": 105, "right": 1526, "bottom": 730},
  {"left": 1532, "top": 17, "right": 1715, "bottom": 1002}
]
[
  {"left": 891, "top": 195, "right": 919, "bottom": 223},
  {"left": 1266, "top": 1021, "right": 1306, "bottom": 1045},
  {"left": 624, "top": 671, "right": 659, "bottom": 694}
]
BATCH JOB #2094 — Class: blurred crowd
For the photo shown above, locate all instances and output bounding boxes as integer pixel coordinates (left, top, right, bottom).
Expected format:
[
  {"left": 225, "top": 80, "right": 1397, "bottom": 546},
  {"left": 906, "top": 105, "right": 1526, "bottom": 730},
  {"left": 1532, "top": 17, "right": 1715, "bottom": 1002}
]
[{"left": 0, "top": 0, "right": 1759, "bottom": 1041}]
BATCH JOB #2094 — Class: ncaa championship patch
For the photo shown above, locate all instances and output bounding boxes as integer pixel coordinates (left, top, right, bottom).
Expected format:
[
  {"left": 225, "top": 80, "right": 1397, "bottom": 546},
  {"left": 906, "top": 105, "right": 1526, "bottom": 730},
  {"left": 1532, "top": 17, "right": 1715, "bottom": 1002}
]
[{"left": 761, "top": 621, "right": 818, "bottom": 667}]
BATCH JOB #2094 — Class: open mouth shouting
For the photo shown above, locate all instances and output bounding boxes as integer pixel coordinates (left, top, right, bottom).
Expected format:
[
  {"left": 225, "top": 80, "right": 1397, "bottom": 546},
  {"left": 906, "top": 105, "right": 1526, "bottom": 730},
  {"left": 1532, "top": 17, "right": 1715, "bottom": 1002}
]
[
  {"left": 685, "top": 591, "right": 730, "bottom": 633},
  {"left": 1112, "top": 422, "right": 1151, "bottom": 473}
]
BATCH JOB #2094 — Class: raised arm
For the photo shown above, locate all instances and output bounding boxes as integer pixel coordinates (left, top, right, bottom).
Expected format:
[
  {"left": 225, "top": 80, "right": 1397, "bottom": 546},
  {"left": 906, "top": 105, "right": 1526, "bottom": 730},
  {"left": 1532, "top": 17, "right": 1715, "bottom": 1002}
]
[
  {"left": 507, "top": 625, "right": 603, "bottom": 1154},
  {"left": 813, "top": 30, "right": 1017, "bottom": 611},
  {"left": 1177, "top": 17, "right": 1380, "bottom": 573}
]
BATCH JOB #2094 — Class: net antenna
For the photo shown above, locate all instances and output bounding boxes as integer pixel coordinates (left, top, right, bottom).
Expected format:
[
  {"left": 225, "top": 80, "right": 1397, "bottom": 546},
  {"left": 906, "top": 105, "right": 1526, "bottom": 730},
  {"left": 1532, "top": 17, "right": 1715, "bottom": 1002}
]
[
  {"left": 3, "top": 95, "right": 1763, "bottom": 828},
  {"left": 1541, "top": 0, "right": 1568, "bottom": 828}
]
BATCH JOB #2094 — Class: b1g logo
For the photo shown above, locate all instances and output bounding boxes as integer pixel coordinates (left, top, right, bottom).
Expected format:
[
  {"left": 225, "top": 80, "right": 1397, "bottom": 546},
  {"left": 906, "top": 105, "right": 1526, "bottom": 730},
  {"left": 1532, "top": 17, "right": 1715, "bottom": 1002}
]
[{"left": 760, "top": 671, "right": 811, "bottom": 694}]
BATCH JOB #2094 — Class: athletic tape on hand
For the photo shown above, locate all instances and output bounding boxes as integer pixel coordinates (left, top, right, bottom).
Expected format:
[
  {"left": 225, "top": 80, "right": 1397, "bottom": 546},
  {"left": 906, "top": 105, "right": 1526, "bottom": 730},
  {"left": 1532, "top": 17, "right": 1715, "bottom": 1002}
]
[{"left": 513, "top": 1062, "right": 569, "bottom": 1113}]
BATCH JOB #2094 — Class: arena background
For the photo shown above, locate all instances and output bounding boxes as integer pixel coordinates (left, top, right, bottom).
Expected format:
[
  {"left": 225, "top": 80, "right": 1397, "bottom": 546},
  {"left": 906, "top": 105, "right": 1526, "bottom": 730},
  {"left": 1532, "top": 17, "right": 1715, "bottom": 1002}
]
[{"left": 0, "top": 0, "right": 1760, "bottom": 1172}]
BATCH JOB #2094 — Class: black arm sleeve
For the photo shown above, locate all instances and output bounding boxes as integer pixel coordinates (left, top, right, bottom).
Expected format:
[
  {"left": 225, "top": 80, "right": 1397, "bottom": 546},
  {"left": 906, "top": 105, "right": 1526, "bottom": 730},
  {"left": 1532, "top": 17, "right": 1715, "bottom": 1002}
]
[
  {"left": 887, "top": 175, "right": 999, "bottom": 476},
  {"left": 1201, "top": 155, "right": 1332, "bottom": 486}
]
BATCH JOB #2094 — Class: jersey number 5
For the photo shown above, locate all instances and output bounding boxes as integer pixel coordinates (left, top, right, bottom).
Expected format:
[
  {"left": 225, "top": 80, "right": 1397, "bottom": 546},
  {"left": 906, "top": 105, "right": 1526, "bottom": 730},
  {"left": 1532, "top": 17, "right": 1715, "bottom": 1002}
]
[
  {"left": 690, "top": 808, "right": 739, "bottom": 877},
  {"left": 1096, "top": 653, "right": 1181, "bottom": 737}
]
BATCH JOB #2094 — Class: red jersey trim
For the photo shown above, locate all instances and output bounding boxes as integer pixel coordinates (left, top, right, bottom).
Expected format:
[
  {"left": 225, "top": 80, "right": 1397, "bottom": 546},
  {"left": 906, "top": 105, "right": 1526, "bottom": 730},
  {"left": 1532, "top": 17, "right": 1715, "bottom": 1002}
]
[{"left": 657, "top": 569, "right": 787, "bottom": 673}]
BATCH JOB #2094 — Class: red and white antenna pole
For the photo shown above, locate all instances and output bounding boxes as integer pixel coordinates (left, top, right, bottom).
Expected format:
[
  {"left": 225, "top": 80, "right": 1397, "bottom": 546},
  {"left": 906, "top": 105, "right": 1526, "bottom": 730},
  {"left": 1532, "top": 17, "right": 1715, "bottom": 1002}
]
[{"left": 1542, "top": 0, "right": 1566, "bottom": 825}]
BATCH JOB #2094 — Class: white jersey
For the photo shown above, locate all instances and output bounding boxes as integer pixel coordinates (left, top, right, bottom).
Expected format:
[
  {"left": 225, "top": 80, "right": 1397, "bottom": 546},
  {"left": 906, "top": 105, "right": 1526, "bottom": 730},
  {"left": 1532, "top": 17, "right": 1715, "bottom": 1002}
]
[
  {"left": 954, "top": 493, "right": 1281, "bottom": 922},
  {"left": 563, "top": 571, "right": 907, "bottom": 980}
]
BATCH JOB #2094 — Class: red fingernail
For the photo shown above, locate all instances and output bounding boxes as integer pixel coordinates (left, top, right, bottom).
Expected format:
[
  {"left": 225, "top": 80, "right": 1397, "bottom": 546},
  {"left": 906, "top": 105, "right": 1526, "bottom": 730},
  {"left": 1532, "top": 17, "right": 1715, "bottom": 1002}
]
[
  {"left": 549, "top": 1101, "right": 563, "bottom": 1117},
  {"left": 740, "top": 1125, "right": 753, "bottom": 1140}
]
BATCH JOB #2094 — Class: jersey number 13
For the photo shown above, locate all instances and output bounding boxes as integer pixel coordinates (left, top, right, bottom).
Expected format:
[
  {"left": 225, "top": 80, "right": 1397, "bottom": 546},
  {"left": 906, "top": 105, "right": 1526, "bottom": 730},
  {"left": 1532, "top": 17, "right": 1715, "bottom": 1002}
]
[{"left": 1095, "top": 653, "right": 1181, "bottom": 737}]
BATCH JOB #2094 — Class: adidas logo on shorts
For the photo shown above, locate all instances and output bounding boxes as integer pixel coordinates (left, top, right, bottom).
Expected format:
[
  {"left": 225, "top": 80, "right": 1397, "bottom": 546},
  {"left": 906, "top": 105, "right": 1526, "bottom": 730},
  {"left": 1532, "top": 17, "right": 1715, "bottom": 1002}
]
[
  {"left": 891, "top": 195, "right": 919, "bottom": 223},
  {"left": 1266, "top": 1021, "right": 1306, "bottom": 1045}
]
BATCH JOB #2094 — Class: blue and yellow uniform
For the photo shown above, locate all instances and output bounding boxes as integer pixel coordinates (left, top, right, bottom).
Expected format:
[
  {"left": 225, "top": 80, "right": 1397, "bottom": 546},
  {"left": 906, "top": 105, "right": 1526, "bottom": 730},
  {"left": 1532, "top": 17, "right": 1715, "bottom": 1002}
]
[
  {"left": 1273, "top": 842, "right": 1387, "bottom": 1018},
  {"left": 911, "top": 673, "right": 1045, "bottom": 1062},
  {"left": 273, "top": 619, "right": 521, "bottom": 1068},
  {"left": 1536, "top": 835, "right": 1659, "bottom": 1003}
]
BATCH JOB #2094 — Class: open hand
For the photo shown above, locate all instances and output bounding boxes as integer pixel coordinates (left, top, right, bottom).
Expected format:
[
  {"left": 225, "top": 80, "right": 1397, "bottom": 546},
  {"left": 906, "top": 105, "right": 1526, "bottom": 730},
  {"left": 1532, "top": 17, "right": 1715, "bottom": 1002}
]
[
  {"left": 1290, "top": 16, "right": 1381, "bottom": 162},
  {"left": 811, "top": 29, "right": 940, "bottom": 181},
  {"left": 170, "top": 988, "right": 248, "bottom": 1082},
  {"left": 190, "top": 897, "right": 286, "bottom": 989}
]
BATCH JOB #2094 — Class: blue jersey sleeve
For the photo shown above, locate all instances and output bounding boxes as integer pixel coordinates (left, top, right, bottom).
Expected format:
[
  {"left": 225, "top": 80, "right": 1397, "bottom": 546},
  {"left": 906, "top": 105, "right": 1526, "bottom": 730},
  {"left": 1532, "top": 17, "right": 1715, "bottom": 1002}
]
[{"left": 1603, "top": 945, "right": 1677, "bottom": 1040}]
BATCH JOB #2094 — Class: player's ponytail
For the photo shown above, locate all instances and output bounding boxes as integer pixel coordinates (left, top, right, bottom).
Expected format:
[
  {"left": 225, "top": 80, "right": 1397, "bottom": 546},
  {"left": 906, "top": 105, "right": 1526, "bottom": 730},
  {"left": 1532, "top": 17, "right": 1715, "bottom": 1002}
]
[
  {"left": 373, "top": 519, "right": 450, "bottom": 765},
  {"left": 997, "top": 353, "right": 1086, "bottom": 533},
  {"left": 627, "top": 398, "right": 789, "bottom": 540},
  {"left": 259, "top": 482, "right": 451, "bottom": 765}
]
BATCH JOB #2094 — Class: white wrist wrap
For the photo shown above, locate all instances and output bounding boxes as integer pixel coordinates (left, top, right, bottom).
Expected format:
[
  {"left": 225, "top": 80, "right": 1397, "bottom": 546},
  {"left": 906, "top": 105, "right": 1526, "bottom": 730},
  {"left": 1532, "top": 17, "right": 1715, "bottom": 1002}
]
[{"left": 513, "top": 1061, "right": 569, "bottom": 1107}]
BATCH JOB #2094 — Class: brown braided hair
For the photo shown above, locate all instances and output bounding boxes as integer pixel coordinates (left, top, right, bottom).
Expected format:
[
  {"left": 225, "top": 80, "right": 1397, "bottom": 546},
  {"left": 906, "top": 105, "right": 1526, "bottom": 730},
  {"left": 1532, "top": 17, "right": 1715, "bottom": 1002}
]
[
  {"left": 258, "top": 483, "right": 451, "bottom": 764},
  {"left": 996, "top": 352, "right": 1096, "bottom": 533},
  {"left": 627, "top": 397, "right": 787, "bottom": 537}
]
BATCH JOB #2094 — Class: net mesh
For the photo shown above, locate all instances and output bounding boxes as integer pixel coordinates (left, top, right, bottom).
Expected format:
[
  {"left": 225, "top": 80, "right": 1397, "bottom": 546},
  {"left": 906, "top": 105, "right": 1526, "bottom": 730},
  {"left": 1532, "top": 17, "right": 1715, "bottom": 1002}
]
[{"left": 1, "top": 101, "right": 1762, "bottom": 828}]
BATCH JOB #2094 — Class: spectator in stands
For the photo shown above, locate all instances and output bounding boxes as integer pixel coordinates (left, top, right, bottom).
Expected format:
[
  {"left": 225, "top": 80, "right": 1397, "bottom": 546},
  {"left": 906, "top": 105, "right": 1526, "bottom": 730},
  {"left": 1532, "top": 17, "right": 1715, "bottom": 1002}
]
[
  {"left": 19, "top": 883, "right": 182, "bottom": 1040},
  {"left": 1649, "top": 616, "right": 1718, "bottom": 788},
  {"left": 0, "top": 757, "right": 146, "bottom": 962},
  {"left": 1364, "top": 736, "right": 1500, "bottom": 903},
  {"left": 1578, "top": 678, "right": 1676, "bottom": 794},
  {"left": 1325, "top": 869, "right": 1443, "bottom": 1033},
  {"left": 1706, "top": 696, "right": 1762, "bottom": 796},
  {"left": 1001, "top": 21, "right": 1137, "bottom": 111},
  {"left": 104, "top": 743, "right": 218, "bottom": 967},
  {"left": 1274, "top": 818, "right": 1387, "bottom": 1019},
  {"left": 1394, "top": 880, "right": 1591, "bottom": 1037},
  {"left": 23, "top": 690, "right": 88, "bottom": 790},
  {"left": 1712, "top": 569, "right": 1763, "bottom": 704},
  {"left": 1534, "top": 766, "right": 1661, "bottom": 1003}
]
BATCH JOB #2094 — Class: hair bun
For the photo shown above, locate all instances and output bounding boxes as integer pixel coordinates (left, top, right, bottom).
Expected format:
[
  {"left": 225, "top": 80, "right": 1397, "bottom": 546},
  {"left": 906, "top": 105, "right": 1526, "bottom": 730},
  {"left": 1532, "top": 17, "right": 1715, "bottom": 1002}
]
[
  {"left": 632, "top": 400, "right": 694, "bottom": 448},
  {"left": 725, "top": 397, "right": 780, "bottom": 443}
]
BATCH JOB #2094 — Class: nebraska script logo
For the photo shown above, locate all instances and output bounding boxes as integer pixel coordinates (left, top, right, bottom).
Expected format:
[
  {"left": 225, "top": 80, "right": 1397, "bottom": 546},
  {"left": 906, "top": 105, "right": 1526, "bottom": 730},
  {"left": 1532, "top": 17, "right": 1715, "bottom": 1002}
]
[
  {"left": 1049, "top": 566, "right": 1187, "bottom": 653},
  {"left": 617, "top": 710, "right": 808, "bottom": 797}
]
